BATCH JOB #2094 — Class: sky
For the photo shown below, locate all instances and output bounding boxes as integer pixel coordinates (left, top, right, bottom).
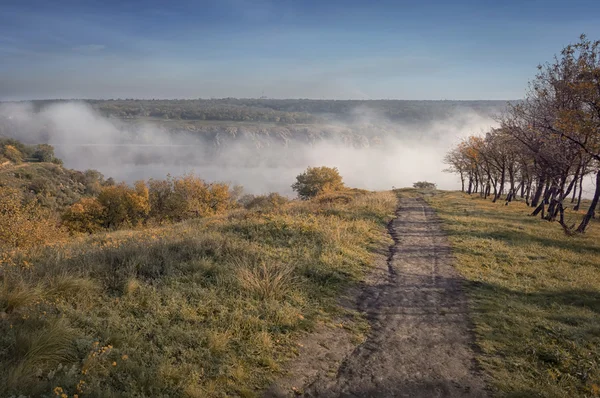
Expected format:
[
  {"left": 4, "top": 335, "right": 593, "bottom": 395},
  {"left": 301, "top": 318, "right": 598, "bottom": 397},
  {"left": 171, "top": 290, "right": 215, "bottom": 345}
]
[{"left": 1, "top": 0, "right": 600, "bottom": 101}]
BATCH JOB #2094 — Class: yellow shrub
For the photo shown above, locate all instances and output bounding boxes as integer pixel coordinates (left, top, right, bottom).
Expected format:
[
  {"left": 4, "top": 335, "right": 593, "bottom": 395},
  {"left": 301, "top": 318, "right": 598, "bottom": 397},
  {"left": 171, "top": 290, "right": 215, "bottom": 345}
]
[
  {"left": 3, "top": 145, "right": 23, "bottom": 163},
  {"left": 62, "top": 197, "right": 106, "bottom": 233},
  {"left": 149, "top": 174, "right": 232, "bottom": 221},
  {"left": 0, "top": 186, "right": 65, "bottom": 248},
  {"left": 96, "top": 182, "right": 149, "bottom": 229}
]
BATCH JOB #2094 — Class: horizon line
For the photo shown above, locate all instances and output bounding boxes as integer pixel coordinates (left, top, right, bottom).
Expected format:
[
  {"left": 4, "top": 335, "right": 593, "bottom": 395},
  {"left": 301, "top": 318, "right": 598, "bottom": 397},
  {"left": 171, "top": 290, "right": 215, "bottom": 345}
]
[{"left": 1, "top": 97, "right": 518, "bottom": 103}]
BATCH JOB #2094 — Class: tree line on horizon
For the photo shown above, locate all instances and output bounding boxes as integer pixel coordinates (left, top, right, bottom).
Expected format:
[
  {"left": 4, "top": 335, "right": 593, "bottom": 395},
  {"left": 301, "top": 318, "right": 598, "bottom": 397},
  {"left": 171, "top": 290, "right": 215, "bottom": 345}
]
[
  {"left": 7, "top": 98, "right": 507, "bottom": 125},
  {"left": 445, "top": 35, "right": 600, "bottom": 233}
]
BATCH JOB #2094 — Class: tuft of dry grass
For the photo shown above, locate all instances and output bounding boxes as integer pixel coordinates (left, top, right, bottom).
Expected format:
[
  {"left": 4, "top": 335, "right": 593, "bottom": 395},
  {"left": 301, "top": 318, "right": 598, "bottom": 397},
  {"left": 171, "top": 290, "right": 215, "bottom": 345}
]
[
  {"left": 8, "top": 318, "right": 76, "bottom": 390},
  {"left": 1, "top": 279, "right": 41, "bottom": 314},
  {"left": 236, "top": 260, "right": 296, "bottom": 301}
]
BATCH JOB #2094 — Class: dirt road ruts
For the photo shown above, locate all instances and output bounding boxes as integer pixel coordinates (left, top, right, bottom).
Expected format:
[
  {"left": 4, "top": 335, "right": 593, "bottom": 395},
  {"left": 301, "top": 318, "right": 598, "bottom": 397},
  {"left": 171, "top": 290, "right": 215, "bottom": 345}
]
[{"left": 301, "top": 196, "right": 488, "bottom": 397}]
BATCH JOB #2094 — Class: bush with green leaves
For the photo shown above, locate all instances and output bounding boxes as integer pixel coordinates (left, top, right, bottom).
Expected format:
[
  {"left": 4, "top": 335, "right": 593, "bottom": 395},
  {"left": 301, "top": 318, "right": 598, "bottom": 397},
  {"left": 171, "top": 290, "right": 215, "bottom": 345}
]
[{"left": 292, "top": 166, "right": 345, "bottom": 200}]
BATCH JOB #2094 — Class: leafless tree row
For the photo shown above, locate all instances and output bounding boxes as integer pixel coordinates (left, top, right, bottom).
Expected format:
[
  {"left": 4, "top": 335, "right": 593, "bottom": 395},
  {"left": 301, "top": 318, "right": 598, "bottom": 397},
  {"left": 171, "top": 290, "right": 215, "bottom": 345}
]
[{"left": 445, "top": 35, "right": 600, "bottom": 233}]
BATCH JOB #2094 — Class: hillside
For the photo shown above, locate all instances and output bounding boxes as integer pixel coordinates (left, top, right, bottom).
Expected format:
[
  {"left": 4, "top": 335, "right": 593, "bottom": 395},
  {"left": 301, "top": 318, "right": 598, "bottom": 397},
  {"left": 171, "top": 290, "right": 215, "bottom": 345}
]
[
  {"left": 0, "top": 162, "right": 106, "bottom": 211},
  {"left": 0, "top": 186, "right": 396, "bottom": 397}
]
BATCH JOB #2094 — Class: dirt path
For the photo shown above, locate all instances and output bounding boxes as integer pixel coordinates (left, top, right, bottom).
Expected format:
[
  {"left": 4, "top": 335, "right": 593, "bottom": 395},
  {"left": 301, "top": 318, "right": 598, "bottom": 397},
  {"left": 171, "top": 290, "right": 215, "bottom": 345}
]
[{"left": 284, "top": 196, "right": 488, "bottom": 397}]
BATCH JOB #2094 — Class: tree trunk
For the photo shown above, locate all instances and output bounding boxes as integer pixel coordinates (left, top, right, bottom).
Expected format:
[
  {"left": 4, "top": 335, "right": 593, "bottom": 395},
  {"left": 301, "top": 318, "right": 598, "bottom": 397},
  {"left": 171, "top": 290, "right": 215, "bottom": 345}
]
[
  {"left": 467, "top": 174, "right": 473, "bottom": 194},
  {"left": 545, "top": 188, "right": 559, "bottom": 221},
  {"left": 543, "top": 180, "right": 551, "bottom": 204},
  {"left": 532, "top": 201, "right": 546, "bottom": 217},
  {"left": 569, "top": 162, "right": 582, "bottom": 203},
  {"left": 571, "top": 177, "right": 578, "bottom": 203},
  {"left": 531, "top": 175, "right": 545, "bottom": 207},
  {"left": 574, "top": 172, "right": 584, "bottom": 211},
  {"left": 493, "top": 167, "right": 506, "bottom": 203},
  {"left": 532, "top": 184, "right": 554, "bottom": 218},
  {"left": 577, "top": 171, "right": 600, "bottom": 233}
]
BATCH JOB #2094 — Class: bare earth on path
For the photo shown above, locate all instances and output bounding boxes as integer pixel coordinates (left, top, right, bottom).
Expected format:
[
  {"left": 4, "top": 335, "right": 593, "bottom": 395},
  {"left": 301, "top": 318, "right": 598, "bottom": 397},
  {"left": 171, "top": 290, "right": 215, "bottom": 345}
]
[{"left": 267, "top": 195, "right": 488, "bottom": 397}]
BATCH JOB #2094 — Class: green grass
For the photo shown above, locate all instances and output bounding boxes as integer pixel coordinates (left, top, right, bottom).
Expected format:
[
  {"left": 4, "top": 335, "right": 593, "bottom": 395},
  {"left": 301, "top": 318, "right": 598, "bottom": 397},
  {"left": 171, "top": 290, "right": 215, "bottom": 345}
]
[
  {"left": 0, "top": 190, "right": 396, "bottom": 397},
  {"left": 0, "top": 162, "right": 95, "bottom": 210},
  {"left": 425, "top": 191, "right": 600, "bottom": 398}
]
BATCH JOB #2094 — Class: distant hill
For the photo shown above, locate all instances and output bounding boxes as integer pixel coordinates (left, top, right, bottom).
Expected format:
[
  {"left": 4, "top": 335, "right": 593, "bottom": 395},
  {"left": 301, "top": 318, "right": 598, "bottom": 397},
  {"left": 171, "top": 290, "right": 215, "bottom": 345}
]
[{"left": 9, "top": 98, "right": 511, "bottom": 125}]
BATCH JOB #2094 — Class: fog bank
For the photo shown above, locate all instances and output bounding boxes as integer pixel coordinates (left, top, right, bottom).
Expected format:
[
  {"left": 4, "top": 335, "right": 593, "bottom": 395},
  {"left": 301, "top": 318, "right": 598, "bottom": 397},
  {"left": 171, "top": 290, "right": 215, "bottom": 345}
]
[{"left": 0, "top": 102, "right": 498, "bottom": 195}]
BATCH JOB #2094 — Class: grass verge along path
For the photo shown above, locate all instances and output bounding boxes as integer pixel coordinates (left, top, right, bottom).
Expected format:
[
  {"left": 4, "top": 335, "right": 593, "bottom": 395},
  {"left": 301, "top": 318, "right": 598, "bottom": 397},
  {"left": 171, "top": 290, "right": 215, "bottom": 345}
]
[{"left": 426, "top": 191, "right": 600, "bottom": 398}]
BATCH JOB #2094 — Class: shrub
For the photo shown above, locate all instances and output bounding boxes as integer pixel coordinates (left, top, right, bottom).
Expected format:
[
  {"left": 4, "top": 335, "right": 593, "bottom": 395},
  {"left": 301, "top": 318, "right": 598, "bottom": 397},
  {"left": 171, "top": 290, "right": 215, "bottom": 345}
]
[
  {"left": 242, "top": 193, "right": 289, "bottom": 211},
  {"left": 3, "top": 145, "right": 23, "bottom": 163},
  {"left": 149, "top": 174, "right": 232, "bottom": 222},
  {"left": 292, "top": 166, "right": 344, "bottom": 200},
  {"left": 31, "top": 144, "right": 56, "bottom": 163},
  {"left": 413, "top": 181, "right": 437, "bottom": 189},
  {"left": 174, "top": 175, "right": 230, "bottom": 218},
  {"left": 62, "top": 197, "right": 106, "bottom": 233},
  {"left": 315, "top": 191, "right": 354, "bottom": 205},
  {"left": 83, "top": 170, "right": 105, "bottom": 196},
  {"left": 0, "top": 186, "right": 65, "bottom": 248},
  {"left": 96, "top": 182, "right": 149, "bottom": 229}
]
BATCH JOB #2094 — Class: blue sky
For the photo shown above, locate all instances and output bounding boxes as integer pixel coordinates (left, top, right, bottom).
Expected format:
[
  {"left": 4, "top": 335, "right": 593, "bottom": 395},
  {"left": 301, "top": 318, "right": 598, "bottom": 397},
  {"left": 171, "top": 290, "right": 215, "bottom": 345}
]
[{"left": 1, "top": 0, "right": 600, "bottom": 100}]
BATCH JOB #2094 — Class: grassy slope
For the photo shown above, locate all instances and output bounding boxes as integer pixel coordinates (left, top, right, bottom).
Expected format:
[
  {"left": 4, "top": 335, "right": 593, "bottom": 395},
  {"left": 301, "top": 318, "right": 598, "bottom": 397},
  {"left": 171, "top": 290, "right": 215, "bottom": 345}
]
[
  {"left": 0, "top": 191, "right": 396, "bottom": 397},
  {"left": 0, "top": 162, "right": 90, "bottom": 210},
  {"left": 426, "top": 191, "right": 600, "bottom": 398}
]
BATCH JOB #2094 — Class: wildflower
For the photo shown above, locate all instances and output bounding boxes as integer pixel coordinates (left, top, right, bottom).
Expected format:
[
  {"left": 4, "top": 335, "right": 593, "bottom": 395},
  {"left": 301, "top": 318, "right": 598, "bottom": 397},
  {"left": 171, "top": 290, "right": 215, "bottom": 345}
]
[
  {"left": 121, "top": 354, "right": 128, "bottom": 360},
  {"left": 112, "top": 361, "right": 117, "bottom": 366},
  {"left": 53, "top": 386, "right": 64, "bottom": 395}
]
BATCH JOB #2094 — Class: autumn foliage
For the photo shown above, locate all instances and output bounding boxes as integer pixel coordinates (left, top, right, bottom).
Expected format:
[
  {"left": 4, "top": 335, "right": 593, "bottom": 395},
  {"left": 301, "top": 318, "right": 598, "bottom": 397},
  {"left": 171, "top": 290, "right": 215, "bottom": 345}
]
[
  {"left": 0, "top": 186, "right": 65, "bottom": 248},
  {"left": 292, "top": 166, "right": 345, "bottom": 199},
  {"left": 445, "top": 35, "right": 600, "bottom": 233},
  {"left": 63, "top": 174, "right": 234, "bottom": 232}
]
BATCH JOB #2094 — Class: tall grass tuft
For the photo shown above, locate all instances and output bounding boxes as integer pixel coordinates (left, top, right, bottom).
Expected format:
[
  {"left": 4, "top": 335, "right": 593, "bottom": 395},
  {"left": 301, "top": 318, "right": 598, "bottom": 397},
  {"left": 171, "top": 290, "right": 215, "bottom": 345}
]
[
  {"left": 236, "top": 259, "right": 296, "bottom": 301},
  {"left": 1, "top": 279, "right": 41, "bottom": 314},
  {"left": 7, "top": 318, "right": 76, "bottom": 390}
]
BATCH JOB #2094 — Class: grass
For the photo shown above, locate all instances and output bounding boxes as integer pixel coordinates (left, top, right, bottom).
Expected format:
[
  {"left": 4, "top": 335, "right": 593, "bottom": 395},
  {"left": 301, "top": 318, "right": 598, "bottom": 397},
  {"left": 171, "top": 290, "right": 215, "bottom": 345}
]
[
  {"left": 0, "top": 162, "right": 93, "bottom": 210},
  {"left": 0, "top": 190, "right": 396, "bottom": 397},
  {"left": 425, "top": 191, "right": 600, "bottom": 398}
]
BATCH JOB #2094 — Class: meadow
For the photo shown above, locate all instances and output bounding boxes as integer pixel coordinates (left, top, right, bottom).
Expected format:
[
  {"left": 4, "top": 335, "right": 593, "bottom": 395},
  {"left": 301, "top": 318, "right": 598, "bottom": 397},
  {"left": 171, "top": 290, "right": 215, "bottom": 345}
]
[
  {"left": 426, "top": 191, "right": 600, "bottom": 397},
  {"left": 0, "top": 189, "right": 396, "bottom": 397}
]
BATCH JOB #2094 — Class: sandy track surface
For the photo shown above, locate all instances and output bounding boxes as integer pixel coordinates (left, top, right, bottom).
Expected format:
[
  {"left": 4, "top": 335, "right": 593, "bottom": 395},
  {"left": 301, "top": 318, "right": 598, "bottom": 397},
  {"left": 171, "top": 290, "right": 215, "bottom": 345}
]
[{"left": 278, "top": 196, "right": 488, "bottom": 397}]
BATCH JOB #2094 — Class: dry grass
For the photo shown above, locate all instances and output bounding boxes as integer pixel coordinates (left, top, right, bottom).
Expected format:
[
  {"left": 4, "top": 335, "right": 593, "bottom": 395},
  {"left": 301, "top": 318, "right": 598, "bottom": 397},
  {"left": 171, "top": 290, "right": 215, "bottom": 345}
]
[
  {"left": 0, "top": 190, "right": 396, "bottom": 397},
  {"left": 425, "top": 190, "right": 600, "bottom": 398},
  {"left": 236, "top": 260, "right": 296, "bottom": 301}
]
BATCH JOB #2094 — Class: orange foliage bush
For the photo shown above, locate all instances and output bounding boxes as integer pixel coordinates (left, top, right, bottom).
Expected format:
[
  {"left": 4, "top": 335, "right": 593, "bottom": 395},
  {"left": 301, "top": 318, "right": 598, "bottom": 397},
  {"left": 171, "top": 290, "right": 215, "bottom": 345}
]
[
  {"left": 0, "top": 186, "right": 65, "bottom": 248},
  {"left": 149, "top": 174, "right": 233, "bottom": 222},
  {"left": 97, "top": 181, "right": 150, "bottom": 229},
  {"left": 62, "top": 197, "right": 106, "bottom": 233},
  {"left": 63, "top": 175, "right": 233, "bottom": 232}
]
